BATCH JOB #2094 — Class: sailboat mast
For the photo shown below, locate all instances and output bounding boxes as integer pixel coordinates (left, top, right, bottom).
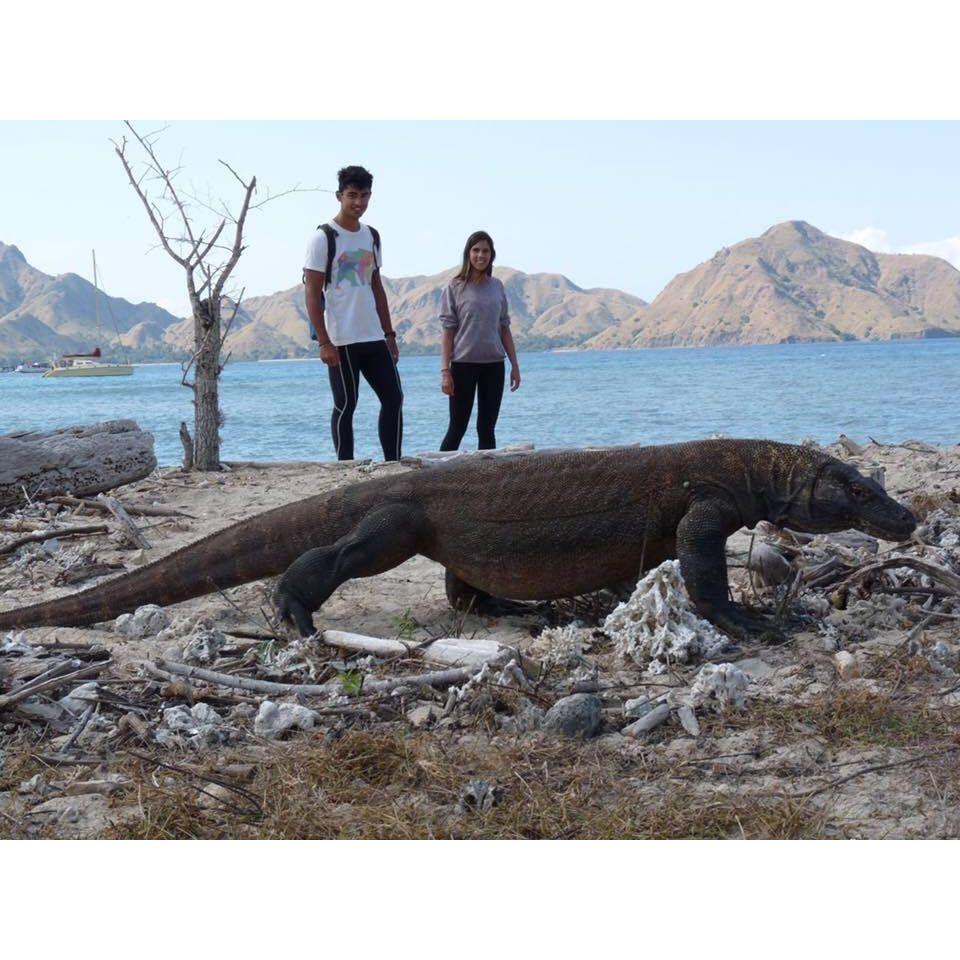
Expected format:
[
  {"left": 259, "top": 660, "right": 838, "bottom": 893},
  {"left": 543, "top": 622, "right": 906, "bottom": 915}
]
[{"left": 92, "top": 249, "right": 102, "bottom": 337}]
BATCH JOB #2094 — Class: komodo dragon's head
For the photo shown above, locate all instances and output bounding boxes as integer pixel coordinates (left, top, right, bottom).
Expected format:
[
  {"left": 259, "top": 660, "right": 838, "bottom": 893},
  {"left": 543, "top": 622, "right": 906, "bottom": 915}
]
[{"left": 782, "top": 457, "right": 917, "bottom": 541}]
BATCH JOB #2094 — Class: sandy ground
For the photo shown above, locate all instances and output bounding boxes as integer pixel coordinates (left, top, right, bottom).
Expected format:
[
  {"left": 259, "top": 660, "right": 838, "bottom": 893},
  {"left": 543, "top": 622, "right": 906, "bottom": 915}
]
[{"left": 2, "top": 436, "right": 960, "bottom": 839}]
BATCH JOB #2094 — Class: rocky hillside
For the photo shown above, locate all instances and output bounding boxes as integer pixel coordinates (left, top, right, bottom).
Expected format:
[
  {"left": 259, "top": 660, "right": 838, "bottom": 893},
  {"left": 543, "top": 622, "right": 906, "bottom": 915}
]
[
  {"left": 587, "top": 221, "right": 960, "bottom": 349},
  {"left": 0, "top": 242, "right": 182, "bottom": 364},
  {"left": 186, "top": 267, "right": 647, "bottom": 359},
  {"left": 5, "top": 222, "right": 960, "bottom": 363}
]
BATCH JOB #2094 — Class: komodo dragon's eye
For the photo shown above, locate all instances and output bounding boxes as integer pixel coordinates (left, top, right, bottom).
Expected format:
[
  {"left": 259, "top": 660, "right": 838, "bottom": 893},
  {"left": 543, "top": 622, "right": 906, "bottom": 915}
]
[{"left": 849, "top": 483, "right": 870, "bottom": 500}]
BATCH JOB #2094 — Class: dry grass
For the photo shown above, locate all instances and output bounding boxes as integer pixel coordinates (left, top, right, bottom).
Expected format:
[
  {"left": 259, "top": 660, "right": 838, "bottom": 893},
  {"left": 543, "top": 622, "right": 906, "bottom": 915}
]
[
  {"left": 100, "top": 727, "right": 825, "bottom": 840},
  {"left": 711, "top": 687, "right": 953, "bottom": 750},
  {"left": 909, "top": 488, "right": 960, "bottom": 520}
]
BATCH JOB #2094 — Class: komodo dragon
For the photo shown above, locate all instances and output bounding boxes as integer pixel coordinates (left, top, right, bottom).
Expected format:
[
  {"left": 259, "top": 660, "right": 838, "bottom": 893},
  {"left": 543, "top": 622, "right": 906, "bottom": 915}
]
[{"left": 0, "top": 439, "right": 916, "bottom": 638}]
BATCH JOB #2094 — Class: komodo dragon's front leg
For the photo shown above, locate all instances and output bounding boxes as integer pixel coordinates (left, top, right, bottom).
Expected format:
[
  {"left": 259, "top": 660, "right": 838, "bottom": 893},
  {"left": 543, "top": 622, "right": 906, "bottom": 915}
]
[
  {"left": 274, "top": 505, "right": 423, "bottom": 636},
  {"left": 676, "top": 500, "right": 777, "bottom": 640}
]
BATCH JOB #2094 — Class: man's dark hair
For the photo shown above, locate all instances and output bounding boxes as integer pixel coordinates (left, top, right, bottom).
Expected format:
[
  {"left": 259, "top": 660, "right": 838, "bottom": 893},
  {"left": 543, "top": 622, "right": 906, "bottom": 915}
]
[{"left": 337, "top": 165, "right": 373, "bottom": 193}]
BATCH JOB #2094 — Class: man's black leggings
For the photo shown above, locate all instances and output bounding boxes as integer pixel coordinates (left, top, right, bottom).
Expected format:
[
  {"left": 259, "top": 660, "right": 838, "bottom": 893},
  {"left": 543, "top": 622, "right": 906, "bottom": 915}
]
[
  {"left": 328, "top": 340, "right": 403, "bottom": 461},
  {"left": 440, "top": 360, "right": 505, "bottom": 451}
]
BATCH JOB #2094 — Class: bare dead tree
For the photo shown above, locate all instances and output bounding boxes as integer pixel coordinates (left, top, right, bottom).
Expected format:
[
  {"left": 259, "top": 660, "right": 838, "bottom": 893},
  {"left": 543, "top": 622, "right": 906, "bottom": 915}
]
[{"left": 113, "top": 121, "right": 300, "bottom": 471}]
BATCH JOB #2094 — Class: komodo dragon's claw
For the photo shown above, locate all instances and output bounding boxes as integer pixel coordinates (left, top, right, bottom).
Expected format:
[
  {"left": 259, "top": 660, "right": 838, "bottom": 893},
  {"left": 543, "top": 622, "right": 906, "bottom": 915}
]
[
  {"left": 709, "top": 605, "right": 783, "bottom": 643},
  {"left": 274, "top": 590, "right": 316, "bottom": 637}
]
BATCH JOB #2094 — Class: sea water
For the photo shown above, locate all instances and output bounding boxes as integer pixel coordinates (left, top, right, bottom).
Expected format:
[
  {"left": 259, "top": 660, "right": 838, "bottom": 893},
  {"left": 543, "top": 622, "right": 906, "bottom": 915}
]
[{"left": 1, "top": 339, "right": 957, "bottom": 466}]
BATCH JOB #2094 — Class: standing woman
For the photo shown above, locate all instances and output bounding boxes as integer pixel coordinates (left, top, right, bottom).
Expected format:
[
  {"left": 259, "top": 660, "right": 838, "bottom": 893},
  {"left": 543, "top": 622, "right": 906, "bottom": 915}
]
[{"left": 439, "top": 231, "right": 521, "bottom": 451}]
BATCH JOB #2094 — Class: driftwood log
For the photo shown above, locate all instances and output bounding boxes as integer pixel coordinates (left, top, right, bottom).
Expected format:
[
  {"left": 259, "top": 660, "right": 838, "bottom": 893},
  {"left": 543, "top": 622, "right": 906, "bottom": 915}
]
[{"left": 0, "top": 420, "right": 156, "bottom": 511}]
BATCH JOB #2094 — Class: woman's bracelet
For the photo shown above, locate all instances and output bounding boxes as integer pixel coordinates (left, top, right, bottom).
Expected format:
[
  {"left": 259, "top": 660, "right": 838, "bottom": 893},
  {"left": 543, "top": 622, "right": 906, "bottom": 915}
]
[
  {"left": 384, "top": 331, "right": 397, "bottom": 339},
  {"left": 441, "top": 368, "right": 451, "bottom": 373}
]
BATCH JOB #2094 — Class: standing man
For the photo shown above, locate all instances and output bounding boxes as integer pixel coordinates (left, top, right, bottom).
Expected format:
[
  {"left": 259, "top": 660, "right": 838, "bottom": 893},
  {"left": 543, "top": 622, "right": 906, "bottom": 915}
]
[{"left": 304, "top": 165, "right": 403, "bottom": 461}]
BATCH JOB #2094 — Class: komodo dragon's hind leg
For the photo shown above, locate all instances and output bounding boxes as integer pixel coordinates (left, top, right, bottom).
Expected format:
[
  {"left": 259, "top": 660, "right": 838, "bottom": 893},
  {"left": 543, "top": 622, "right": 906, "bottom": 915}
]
[
  {"left": 444, "top": 570, "right": 544, "bottom": 617},
  {"left": 274, "top": 505, "right": 422, "bottom": 636}
]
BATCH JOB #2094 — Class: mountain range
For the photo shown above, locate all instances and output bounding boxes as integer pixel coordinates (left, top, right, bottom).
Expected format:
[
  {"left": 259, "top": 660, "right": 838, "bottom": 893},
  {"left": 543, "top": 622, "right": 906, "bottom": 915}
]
[{"left": 2, "top": 221, "right": 959, "bottom": 365}]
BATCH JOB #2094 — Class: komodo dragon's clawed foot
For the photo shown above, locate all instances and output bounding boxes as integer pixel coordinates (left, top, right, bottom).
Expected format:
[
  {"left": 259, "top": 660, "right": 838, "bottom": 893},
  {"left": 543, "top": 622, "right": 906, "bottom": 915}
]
[
  {"left": 274, "top": 585, "right": 317, "bottom": 637},
  {"left": 706, "top": 604, "right": 783, "bottom": 643},
  {"left": 444, "top": 570, "right": 544, "bottom": 618}
]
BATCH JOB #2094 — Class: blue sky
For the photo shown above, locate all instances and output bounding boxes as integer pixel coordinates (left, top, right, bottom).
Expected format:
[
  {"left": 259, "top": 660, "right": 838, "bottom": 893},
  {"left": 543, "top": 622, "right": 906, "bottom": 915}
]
[{"left": 1, "top": 121, "right": 958, "bottom": 315}]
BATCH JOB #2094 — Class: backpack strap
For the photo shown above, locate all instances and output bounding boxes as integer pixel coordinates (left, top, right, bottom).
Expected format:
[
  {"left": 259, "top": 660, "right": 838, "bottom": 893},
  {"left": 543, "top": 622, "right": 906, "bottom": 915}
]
[
  {"left": 368, "top": 225, "right": 381, "bottom": 260},
  {"left": 319, "top": 223, "right": 337, "bottom": 289}
]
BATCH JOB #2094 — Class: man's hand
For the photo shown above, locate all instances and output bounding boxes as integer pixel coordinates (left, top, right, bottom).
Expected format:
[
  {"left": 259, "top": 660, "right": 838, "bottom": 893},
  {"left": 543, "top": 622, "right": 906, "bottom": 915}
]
[
  {"left": 319, "top": 342, "right": 339, "bottom": 367},
  {"left": 441, "top": 370, "right": 454, "bottom": 396},
  {"left": 386, "top": 336, "right": 399, "bottom": 363},
  {"left": 510, "top": 366, "right": 521, "bottom": 392}
]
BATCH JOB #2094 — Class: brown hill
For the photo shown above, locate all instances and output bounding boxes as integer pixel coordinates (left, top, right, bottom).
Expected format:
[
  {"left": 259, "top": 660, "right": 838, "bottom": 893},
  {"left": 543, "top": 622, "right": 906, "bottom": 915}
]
[
  {"left": 158, "top": 268, "right": 647, "bottom": 359},
  {"left": 587, "top": 221, "right": 960, "bottom": 349},
  {"left": 0, "top": 242, "right": 181, "bottom": 364}
]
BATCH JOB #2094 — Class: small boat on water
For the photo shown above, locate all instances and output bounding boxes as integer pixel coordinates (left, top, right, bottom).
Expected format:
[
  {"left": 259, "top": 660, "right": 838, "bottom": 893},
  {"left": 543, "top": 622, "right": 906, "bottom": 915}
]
[
  {"left": 41, "top": 251, "right": 135, "bottom": 380},
  {"left": 42, "top": 347, "right": 133, "bottom": 378},
  {"left": 14, "top": 361, "right": 49, "bottom": 374}
]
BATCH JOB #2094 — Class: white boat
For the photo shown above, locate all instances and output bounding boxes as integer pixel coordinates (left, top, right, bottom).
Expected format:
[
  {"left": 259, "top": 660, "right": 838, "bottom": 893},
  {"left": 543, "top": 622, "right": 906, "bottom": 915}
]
[
  {"left": 41, "top": 252, "right": 135, "bottom": 379},
  {"left": 42, "top": 348, "right": 133, "bottom": 378},
  {"left": 14, "top": 361, "right": 49, "bottom": 374}
]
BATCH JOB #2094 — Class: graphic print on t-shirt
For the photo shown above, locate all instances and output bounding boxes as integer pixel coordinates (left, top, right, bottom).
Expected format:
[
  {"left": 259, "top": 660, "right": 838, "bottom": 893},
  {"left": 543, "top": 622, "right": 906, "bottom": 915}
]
[{"left": 336, "top": 249, "right": 377, "bottom": 287}]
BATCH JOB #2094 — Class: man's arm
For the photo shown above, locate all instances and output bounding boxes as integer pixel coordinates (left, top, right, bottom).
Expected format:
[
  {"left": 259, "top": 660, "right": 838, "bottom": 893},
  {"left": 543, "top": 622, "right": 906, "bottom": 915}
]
[
  {"left": 304, "top": 269, "right": 339, "bottom": 367},
  {"left": 371, "top": 269, "right": 398, "bottom": 361}
]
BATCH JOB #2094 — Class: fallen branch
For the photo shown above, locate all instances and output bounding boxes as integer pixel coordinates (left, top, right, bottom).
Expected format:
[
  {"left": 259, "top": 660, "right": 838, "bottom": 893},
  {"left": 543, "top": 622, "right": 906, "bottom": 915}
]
[
  {"left": 150, "top": 658, "right": 474, "bottom": 698},
  {"left": 49, "top": 495, "right": 196, "bottom": 519},
  {"left": 320, "top": 629, "right": 511, "bottom": 670},
  {"left": 0, "top": 524, "right": 109, "bottom": 557},
  {"left": 0, "top": 658, "right": 113, "bottom": 711},
  {"left": 836, "top": 557, "right": 960, "bottom": 596},
  {"left": 97, "top": 494, "right": 152, "bottom": 549}
]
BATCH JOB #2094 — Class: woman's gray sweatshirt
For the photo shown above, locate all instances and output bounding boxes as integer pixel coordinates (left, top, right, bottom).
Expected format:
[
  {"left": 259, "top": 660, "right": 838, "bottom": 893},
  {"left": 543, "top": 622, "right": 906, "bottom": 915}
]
[{"left": 440, "top": 276, "right": 510, "bottom": 363}]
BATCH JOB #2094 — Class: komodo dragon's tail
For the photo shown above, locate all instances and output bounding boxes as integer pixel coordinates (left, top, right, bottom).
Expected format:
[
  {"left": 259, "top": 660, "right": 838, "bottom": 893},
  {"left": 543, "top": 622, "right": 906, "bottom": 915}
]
[{"left": 0, "top": 491, "right": 357, "bottom": 630}]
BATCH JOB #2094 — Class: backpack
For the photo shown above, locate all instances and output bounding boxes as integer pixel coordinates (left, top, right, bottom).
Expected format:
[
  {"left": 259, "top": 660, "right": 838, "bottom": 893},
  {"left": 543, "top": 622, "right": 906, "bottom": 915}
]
[{"left": 304, "top": 223, "right": 382, "bottom": 341}]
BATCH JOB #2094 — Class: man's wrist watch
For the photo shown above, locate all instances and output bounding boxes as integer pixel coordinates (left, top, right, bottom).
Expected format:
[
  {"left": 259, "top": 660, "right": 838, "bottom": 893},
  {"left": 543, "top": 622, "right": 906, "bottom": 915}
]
[{"left": 384, "top": 331, "right": 397, "bottom": 339}]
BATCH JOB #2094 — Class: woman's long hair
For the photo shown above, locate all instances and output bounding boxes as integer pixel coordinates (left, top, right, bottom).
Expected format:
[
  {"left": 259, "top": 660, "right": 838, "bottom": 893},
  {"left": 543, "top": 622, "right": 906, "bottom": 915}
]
[{"left": 455, "top": 230, "right": 496, "bottom": 284}]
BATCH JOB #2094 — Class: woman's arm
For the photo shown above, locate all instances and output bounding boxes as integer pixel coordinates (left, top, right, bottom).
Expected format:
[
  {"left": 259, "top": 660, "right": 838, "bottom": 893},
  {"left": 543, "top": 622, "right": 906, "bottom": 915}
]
[
  {"left": 440, "top": 328, "right": 455, "bottom": 395},
  {"left": 501, "top": 327, "right": 521, "bottom": 391},
  {"left": 439, "top": 283, "right": 459, "bottom": 396}
]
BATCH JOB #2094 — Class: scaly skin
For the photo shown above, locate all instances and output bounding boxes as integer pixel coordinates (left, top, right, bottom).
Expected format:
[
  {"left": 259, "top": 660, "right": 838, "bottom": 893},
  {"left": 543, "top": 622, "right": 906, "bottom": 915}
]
[{"left": 0, "top": 440, "right": 917, "bottom": 637}]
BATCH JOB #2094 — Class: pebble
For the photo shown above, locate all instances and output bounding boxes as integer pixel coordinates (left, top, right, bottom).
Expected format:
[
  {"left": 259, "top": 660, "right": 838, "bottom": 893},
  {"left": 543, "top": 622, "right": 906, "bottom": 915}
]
[
  {"left": 676, "top": 705, "right": 701, "bottom": 737},
  {"left": 541, "top": 693, "right": 602, "bottom": 738},
  {"left": 834, "top": 650, "right": 861, "bottom": 680},
  {"left": 622, "top": 702, "right": 671, "bottom": 737},
  {"left": 406, "top": 703, "right": 439, "bottom": 728}
]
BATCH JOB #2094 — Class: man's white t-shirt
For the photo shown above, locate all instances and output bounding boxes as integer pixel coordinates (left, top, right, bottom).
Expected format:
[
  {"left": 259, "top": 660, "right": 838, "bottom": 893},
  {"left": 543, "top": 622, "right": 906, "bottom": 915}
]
[{"left": 304, "top": 222, "right": 383, "bottom": 346}]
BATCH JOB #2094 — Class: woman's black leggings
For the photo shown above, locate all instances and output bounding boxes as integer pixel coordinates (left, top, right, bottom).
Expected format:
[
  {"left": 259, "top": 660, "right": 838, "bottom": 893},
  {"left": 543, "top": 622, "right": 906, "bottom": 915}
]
[
  {"left": 328, "top": 340, "right": 403, "bottom": 461},
  {"left": 440, "top": 360, "right": 505, "bottom": 451}
]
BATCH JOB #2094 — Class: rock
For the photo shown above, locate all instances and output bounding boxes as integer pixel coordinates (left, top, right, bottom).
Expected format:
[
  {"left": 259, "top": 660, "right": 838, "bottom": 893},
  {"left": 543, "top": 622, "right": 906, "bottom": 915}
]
[
  {"left": 622, "top": 702, "right": 671, "bottom": 736},
  {"left": 180, "top": 625, "right": 227, "bottom": 664},
  {"left": 58, "top": 681, "right": 100, "bottom": 713},
  {"left": 254, "top": 700, "right": 319, "bottom": 740},
  {"left": 541, "top": 693, "right": 602, "bottom": 738},
  {"left": 834, "top": 651, "right": 861, "bottom": 680},
  {"left": 456, "top": 779, "right": 504, "bottom": 814},
  {"left": 157, "top": 702, "right": 227, "bottom": 747},
  {"left": 24, "top": 794, "right": 112, "bottom": 837},
  {"left": 18, "top": 773, "right": 46, "bottom": 795},
  {"left": 690, "top": 663, "right": 749, "bottom": 712},
  {"left": 676, "top": 705, "right": 701, "bottom": 737},
  {"left": 115, "top": 604, "right": 170, "bottom": 638},
  {"left": 406, "top": 703, "right": 439, "bottom": 728},
  {"left": 623, "top": 696, "right": 657, "bottom": 719}
]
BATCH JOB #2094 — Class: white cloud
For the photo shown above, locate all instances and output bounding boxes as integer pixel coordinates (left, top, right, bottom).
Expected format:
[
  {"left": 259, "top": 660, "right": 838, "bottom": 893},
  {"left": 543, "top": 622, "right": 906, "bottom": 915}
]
[
  {"left": 838, "top": 227, "right": 960, "bottom": 270},
  {"left": 838, "top": 227, "right": 892, "bottom": 252},
  {"left": 900, "top": 236, "right": 960, "bottom": 270}
]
